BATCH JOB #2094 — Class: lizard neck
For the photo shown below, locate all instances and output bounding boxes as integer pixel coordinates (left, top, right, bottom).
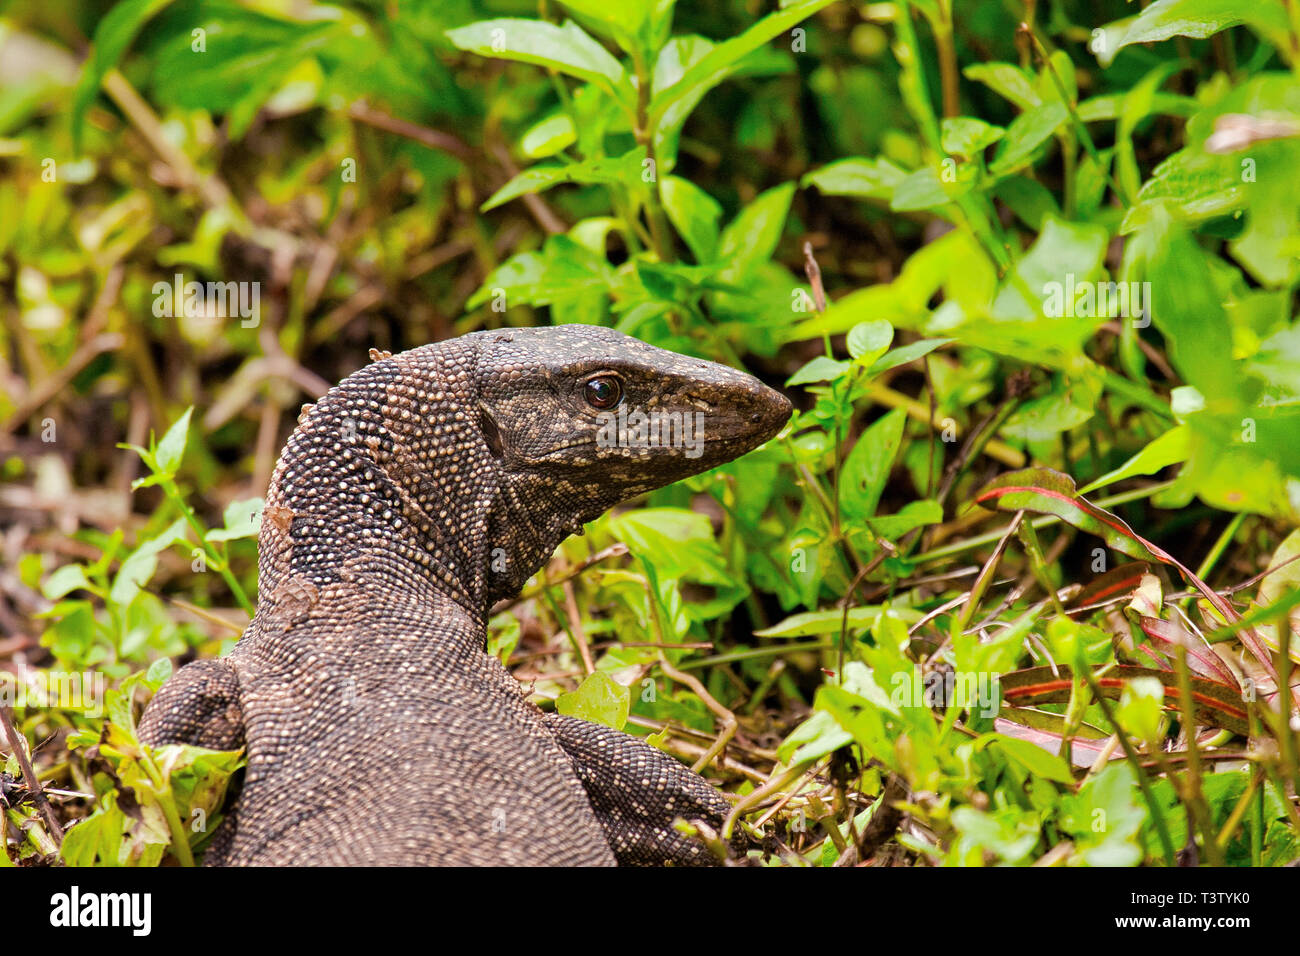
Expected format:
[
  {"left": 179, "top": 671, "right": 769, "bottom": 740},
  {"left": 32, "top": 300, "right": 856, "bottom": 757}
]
[{"left": 253, "top": 339, "right": 577, "bottom": 627}]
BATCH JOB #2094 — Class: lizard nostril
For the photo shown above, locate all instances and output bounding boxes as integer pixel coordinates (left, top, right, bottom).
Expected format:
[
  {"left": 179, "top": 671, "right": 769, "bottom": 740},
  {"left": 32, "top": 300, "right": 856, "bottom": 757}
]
[{"left": 749, "top": 412, "right": 762, "bottom": 423}]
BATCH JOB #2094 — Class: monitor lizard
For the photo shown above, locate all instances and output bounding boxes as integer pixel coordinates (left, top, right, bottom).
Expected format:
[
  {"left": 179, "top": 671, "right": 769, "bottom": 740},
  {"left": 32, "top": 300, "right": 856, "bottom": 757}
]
[{"left": 138, "top": 324, "right": 791, "bottom": 865}]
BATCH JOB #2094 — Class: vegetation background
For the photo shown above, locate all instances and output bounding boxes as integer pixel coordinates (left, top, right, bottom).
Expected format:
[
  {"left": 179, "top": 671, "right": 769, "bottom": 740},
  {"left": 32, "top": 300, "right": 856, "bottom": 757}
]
[{"left": 1, "top": 0, "right": 1299, "bottom": 867}]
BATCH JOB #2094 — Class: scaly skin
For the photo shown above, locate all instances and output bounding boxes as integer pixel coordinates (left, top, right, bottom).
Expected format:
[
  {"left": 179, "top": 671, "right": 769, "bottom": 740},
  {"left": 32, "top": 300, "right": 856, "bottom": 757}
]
[{"left": 138, "top": 325, "right": 791, "bottom": 865}]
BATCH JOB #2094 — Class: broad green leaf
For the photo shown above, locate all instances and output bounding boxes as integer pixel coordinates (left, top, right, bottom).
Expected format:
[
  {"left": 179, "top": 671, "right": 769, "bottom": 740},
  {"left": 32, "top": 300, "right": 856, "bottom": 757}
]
[
  {"left": 840, "top": 409, "right": 906, "bottom": 521},
  {"left": 42, "top": 563, "right": 92, "bottom": 600},
  {"left": 756, "top": 606, "right": 917, "bottom": 638},
  {"left": 941, "top": 116, "right": 1004, "bottom": 157},
  {"left": 206, "top": 498, "right": 264, "bottom": 543},
  {"left": 951, "top": 806, "right": 1042, "bottom": 864},
  {"left": 1115, "top": 677, "right": 1166, "bottom": 743},
  {"left": 469, "top": 235, "right": 614, "bottom": 308},
  {"left": 778, "top": 708, "right": 852, "bottom": 764},
  {"left": 865, "top": 337, "right": 952, "bottom": 376},
  {"left": 890, "top": 163, "right": 973, "bottom": 211},
  {"left": 154, "top": 407, "right": 194, "bottom": 476},
  {"left": 1060, "top": 763, "right": 1145, "bottom": 866},
  {"left": 717, "top": 182, "right": 794, "bottom": 279},
  {"left": 519, "top": 113, "right": 577, "bottom": 158},
  {"left": 786, "top": 355, "right": 849, "bottom": 387},
  {"left": 151, "top": 11, "right": 336, "bottom": 140},
  {"left": 992, "top": 176, "right": 1060, "bottom": 229},
  {"left": 109, "top": 518, "right": 188, "bottom": 609},
  {"left": 660, "top": 175, "right": 722, "bottom": 263},
  {"left": 861, "top": 499, "right": 943, "bottom": 539},
  {"left": 556, "top": 670, "right": 631, "bottom": 730},
  {"left": 963, "top": 62, "right": 1040, "bottom": 110},
  {"left": 793, "top": 231, "right": 971, "bottom": 340},
  {"left": 481, "top": 150, "right": 643, "bottom": 212},
  {"left": 145, "top": 657, "right": 173, "bottom": 688},
  {"left": 652, "top": 34, "right": 714, "bottom": 95},
  {"left": 989, "top": 101, "right": 1068, "bottom": 177},
  {"left": 648, "top": 0, "right": 837, "bottom": 164},
  {"left": 608, "top": 508, "right": 734, "bottom": 586},
  {"left": 801, "top": 157, "right": 908, "bottom": 200},
  {"left": 446, "top": 19, "right": 631, "bottom": 109},
  {"left": 977, "top": 733, "right": 1076, "bottom": 785},
  {"left": 1119, "top": 147, "right": 1244, "bottom": 234},
  {"left": 1003, "top": 371, "right": 1102, "bottom": 442},
  {"left": 1137, "top": 216, "right": 1244, "bottom": 404},
  {"left": 554, "top": 0, "right": 653, "bottom": 52},
  {"left": 846, "top": 320, "right": 892, "bottom": 363},
  {"left": 981, "top": 216, "right": 1108, "bottom": 365},
  {"left": 1105, "top": 0, "right": 1291, "bottom": 65},
  {"left": 1078, "top": 425, "right": 1189, "bottom": 494}
]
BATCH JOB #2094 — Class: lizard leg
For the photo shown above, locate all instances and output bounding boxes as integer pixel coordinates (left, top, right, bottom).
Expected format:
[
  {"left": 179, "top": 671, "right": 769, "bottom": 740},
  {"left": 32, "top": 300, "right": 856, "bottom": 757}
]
[
  {"left": 542, "top": 712, "right": 733, "bottom": 866},
  {"left": 138, "top": 658, "right": 245, "bottom": 751},
  {"left": 137, "top": 659, "right": 245, "bottom": 866}
]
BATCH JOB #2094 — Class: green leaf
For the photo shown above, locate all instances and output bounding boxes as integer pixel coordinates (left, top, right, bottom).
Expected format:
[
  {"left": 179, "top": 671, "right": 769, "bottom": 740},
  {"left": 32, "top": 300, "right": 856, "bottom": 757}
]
[
  {"left": 43, "top": 563, "right": 92, "bottom": 600},
  {"left": 865, "top": 337, "right": 952, "bottom": 376},
  {"left": 109, "top": 519, "right": 189, "bottom": 609},
  {"left": 70, "top": 0, "right": 177, "bottom": 153},
  {"left": 786, "top": 355, "right": 850, "bottom": 387},
  {"left": 446, "top": 19, "right": 631, "bottom": 109},
  {"left": 890, "top": 164, "right": 973, "bottom": 211},
  {"left": 992, "top": 176, "right": 1061, "bottom": 229},
  {"left": 651, "top": 34, "right": 714, "bottom": 95},
  {"left": 756, "top": 606, "right": 909, "bottom": 638},
  {"left": 608, "top": 508, "right": 736, "bottom": 587},
  {"left": 481, "top": 150, "right": 643, "bottom": 212},
  {"left": 145, "top": 657, "right": 173, "bottom": 689},
  {"left": 941, "top": 116, "right": 1004, "bottom": 157},
  {"left": 779, "top": 708, "right": 853, "bottom": 764},
  {"left": 648, "top": 0, "right": 837, "bottom": 164},
  {"left": 989, "top": 101, "right": 1068, "bottom": 177},
  {"left": 554, "top": 0, "right": 654, "bottom": 52},
  {"left": 519, "top": 113, "right": 577, "bottom": 158},
  {"left": 971, "top": 467, "right": 1163, "bottom": 562},
  {"left": 979, "top": 733, "right": 1076, "bottom": 785},
  {"left": 151, "top": 11, "right": 335, "bottom": 140},
  {"left": 963, "top": 62, "right": 1040, "bottom": 111},
  {"left": 1119, "top": 148, "right": 1244, "bottom": 234},
  {"left": 205, "top": 498, "right": 264, "bottom": 543},
  {"left": 1137, "top": 216, "right": 1245, "bottom": 405},
  {"left": 840, "top": 409, "right": 906, "bottom": 521},
  {"left": 556, "top": 671, "right": 631, "bottom": 730},
  {"left": 1061, "top": 763, "right": 1145, "bottom": 866},
  {"left": 801, "top": 157, "right": 908, "bottom": 200},
  {"left": 154, "top": 407, "right": 194, "bottom": 476},
  {"left": 1078, "top": 425, "right": 1189, "bottom": 494},
  {"left": 717, "top": 181, "right": 794, "bottom": 279},
  {"left": 862, "top": 499, "right": 943, "bottom": 539},
  {"left": 846, "top": 320, "right": 893, "bottom": 363},
  {"left": 1106, "top": 0, "right": 1291, "bottom": 64},
  {"left": 660, "top": 175, "right": 722, "bottom": 263}
]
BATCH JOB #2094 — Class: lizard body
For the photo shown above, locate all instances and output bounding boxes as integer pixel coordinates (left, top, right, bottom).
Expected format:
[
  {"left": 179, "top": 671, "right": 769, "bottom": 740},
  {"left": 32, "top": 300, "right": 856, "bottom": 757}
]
[{"left": 138, "top": 325, "right": 790, "bottom": 865}]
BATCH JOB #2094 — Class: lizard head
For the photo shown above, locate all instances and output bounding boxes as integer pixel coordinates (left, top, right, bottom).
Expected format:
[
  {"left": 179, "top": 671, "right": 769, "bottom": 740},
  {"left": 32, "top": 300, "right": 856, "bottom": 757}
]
[
  {"left": 264, "top": 325, "right": 790, "bottom": 615},
  {"left": 471, "top": 325, "right": 791, "bottom": 600}
]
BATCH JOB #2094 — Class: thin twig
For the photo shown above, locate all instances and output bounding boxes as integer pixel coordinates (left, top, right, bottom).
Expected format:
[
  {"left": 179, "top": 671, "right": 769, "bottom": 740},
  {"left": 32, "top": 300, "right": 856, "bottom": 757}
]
[{"left": 0, "top": 707, "right": 63, "bottom": 842}]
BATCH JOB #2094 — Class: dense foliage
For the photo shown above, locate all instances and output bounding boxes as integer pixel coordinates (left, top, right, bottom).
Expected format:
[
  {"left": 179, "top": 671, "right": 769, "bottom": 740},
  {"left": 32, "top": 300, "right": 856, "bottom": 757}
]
[{"left": 2, "top": 0, "right": 1299, "bottom": 867}]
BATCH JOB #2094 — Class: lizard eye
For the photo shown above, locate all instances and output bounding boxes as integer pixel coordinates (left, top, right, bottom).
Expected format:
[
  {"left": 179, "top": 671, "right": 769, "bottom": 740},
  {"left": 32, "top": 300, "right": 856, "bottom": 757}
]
[{"left": 584, "top": 376, "right": 623, "bottom": 410}]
